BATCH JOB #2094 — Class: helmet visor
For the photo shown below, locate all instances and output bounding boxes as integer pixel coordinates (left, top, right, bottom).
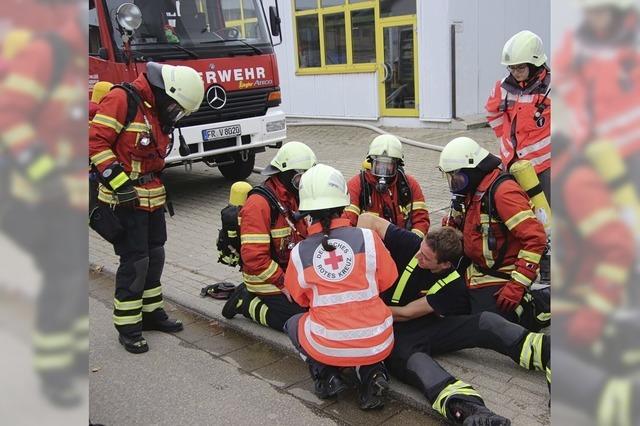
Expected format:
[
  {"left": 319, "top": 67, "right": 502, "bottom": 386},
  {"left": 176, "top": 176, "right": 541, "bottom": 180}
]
[
  {"left": 291, "top": 169, "right": 305, "bottom": 190},
  {"left": 166, "top": 102, "right": 189, "bottom": 123},
  {"left": 371, "top": 156, "right": 397, "bottom": 178},
  {"left": 442, "top": 169, "right": 469, "bottom": 193}
]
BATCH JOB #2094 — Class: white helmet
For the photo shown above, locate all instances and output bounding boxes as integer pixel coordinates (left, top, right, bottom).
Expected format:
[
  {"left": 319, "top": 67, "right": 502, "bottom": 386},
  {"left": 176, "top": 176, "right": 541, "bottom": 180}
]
[
  {"left": 261, "top": 141, "right": 317, "bottom": 176},
  {"left": 367, "top": 134, "right": 404, "bottom": 160},
  {"left": 146, "top": 62, "right": 204, "bottom": 115},
  {"left": 439, "top": 137, "right": 490, "bottom": 172},
  {"left": 501, "top": 30, "right": 547, "bottom": 67},
  {"left": 299, "top": 164, "right": 350, "bottom": 211},
  {"left": 579, "top": 0, "right": 633, "bottom": 8}
]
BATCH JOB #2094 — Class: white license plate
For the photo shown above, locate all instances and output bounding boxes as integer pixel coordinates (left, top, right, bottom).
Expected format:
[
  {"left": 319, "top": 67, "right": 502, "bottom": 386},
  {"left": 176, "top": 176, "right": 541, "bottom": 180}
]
[{"left": 202, "top": 124, "right": 242, "bottom": 141}]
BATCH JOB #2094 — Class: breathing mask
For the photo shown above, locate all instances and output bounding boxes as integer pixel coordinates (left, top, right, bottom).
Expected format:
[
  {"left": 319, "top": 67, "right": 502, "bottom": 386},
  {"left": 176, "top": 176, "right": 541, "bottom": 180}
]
[{"left": 371, "top": 156, "right": 397, "bottom": 193}]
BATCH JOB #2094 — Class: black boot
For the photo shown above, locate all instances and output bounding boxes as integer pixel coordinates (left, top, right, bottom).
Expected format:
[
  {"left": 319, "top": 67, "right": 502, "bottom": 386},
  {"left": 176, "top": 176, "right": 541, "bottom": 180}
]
[
  {"left": 222, "top": 283, "right": 247, "bottom": 319},
  {"left": 118, "top": 334, "right": 149, "bottom": 354},
  {"left": 358, "top": 371, "right": 390, "bottom": 410},
  {"left": 447, "top": 398, "right": 511, "bottom": 426},
  {"left": 310, "top": 365, "right": 347, "bottom": 399},
  {"left": 142, "top": 317, "right": 184, "bottom": 332}
]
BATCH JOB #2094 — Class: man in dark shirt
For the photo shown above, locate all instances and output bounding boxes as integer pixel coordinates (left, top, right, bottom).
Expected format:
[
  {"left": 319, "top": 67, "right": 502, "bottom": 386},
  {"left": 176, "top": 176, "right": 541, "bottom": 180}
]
[{"left": 358, "top": 213, "right": 550, "bottom": 425}]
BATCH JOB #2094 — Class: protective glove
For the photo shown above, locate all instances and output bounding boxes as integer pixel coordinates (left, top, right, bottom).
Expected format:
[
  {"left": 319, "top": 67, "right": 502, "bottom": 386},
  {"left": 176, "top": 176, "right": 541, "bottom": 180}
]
[
  {"left": 494, "top": 281, "right": 526, "bottom": 312},
  {"left": 114, "top": 182, "right": 139, "bottom": 208},
  {"left": 567, "top": 307, "right": 605, "bottom": 346}
]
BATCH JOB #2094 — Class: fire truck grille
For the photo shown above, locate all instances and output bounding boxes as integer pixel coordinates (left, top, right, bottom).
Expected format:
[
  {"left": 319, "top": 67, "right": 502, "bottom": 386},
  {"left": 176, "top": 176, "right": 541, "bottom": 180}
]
[{"left": 178, "top": 87, "right": 272, "bottom": 127}]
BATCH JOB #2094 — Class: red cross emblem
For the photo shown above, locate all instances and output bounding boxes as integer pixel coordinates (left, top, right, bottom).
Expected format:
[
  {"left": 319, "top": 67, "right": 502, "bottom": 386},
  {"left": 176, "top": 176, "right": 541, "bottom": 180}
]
[{"left": 323, "top": 251, "right": 343, "bottom": 270}]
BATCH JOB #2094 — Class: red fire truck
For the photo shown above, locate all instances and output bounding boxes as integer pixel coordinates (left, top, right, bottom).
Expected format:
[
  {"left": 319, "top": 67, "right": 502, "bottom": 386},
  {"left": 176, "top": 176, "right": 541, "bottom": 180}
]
[{"left": 89, "top": 0, "right": 285, "bottom": 181}]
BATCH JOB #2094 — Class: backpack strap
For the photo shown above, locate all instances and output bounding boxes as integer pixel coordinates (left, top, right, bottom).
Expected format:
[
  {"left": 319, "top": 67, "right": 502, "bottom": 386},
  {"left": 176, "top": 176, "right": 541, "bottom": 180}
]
[
  {"left": 110, "top": 83, "right": 143, "bottom": 132},
  {"left": 359, "top": 170, "right": 371, "bottom": 212},
  {"left": 249, "top": 185, "right": 287, "bottom": 228},
  {"left": 479, "top": 173, "right": 515, "bottom": 272},
  {"left": 397, "top": 168, "right": 413, "bottom": 229}
]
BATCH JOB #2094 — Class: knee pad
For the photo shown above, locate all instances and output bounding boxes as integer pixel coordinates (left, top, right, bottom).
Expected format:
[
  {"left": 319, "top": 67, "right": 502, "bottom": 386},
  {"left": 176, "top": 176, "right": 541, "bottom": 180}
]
[
  {"left": 131, "top": 257, "right": 149, "bottom": 293},
  {"left": 478, "top": 311, "right": 525, "bottom": 347}
]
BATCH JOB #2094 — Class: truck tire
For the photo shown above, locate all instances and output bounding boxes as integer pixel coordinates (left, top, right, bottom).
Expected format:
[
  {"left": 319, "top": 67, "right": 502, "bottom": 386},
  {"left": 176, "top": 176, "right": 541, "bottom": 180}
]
[{"left": 219, "top": 151, "right": 255, "bottom": 181}]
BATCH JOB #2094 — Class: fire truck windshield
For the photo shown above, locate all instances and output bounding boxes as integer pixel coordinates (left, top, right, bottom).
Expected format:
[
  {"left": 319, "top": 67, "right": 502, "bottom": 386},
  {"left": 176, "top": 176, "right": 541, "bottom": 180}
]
[{"left": 106, "top": 0, "right": 272, "bottom": 57}]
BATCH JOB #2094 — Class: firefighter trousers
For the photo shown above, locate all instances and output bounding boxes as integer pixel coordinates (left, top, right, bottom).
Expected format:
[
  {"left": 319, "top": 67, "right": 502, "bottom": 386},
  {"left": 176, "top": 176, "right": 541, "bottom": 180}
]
[
  {"left": 386, "top": 312, "right": 549, "bottom": 418},
  {"left": 285, "top": 313, "right": 387, "bottom": 382},
  {"left": 112, "top": 207, "right": 169, "bottom": 339},
  {"left": 469, "top": 285, "right": 551, "bottom": 332},
  {"left": 2, "top": 199, "right": 87, "bottom": 398},
  {"left": 240, "top": 291, "right": 306, "bottom": 332}
]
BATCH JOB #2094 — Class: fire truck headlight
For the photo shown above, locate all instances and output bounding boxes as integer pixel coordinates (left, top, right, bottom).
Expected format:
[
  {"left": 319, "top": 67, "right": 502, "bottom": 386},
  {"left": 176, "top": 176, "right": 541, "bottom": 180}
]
[{"left": 266, "top": 120, "right": 286, "bottom": 133}]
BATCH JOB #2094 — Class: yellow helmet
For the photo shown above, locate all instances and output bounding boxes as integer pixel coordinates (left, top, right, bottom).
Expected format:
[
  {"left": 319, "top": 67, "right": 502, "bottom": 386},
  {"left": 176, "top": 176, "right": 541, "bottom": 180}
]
[
  {"left": 299, "top": 164, "right": 350, "bottom": 211},
  {"left": 367, "top": 134, "right": 404, "bottom": 160},
  {"left": 501, "top": 30, "right": 547, "bottom": 67},
  {"left": 261, "top": 141, "right": 317, "bottom": 176},
  {"left": 439, "top": 137, "right": 489, "bottom": 172},
  {"left": 146, "top": 62, "right": 204, "bottom": 115}
]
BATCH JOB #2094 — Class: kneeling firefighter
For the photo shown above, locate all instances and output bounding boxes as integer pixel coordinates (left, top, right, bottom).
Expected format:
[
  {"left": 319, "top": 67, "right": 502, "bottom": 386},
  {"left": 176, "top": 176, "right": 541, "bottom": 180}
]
[
  {"left": 283, "top": 164, "right": 398, "bottom": 410},
  {"left": 89, "top": 62, "right": 204, "bottom": 353},
  {"left": 439, "top": 137, "right": 549, "bottom": 331},
  {"left": 222, "top": 142, "right": 317, "bottom": 332}
]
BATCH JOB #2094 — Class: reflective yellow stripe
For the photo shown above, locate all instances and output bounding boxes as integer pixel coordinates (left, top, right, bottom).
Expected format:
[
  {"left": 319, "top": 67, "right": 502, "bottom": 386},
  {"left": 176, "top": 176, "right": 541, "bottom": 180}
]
[
  {"left": 90, "top": 149, "right": 117, "bottom": 166},
  {"left": 270, "top": 228, "right": 291, "bottom": 238},
  {"left": 110, "top": 171, "right": 129, "bottom": 190},
  {"left": 479, "top": 214, "right": 495, "bottom": 267},
  {"left": 243, "top": 260, "right": 279, "bottom": 283},
  {"left": 51, "top": 85, "right": 83, "bottom": 102},
  {"left": 585, "top": 292, "right": 614, "bottom": 314},
  {"left": 2, "top": 123, "right": 35, "bottom": 147},
  {"left": 113, "top": 312, "right": 142, "bottom": 325},
  {"left": 594, "top": 263, "right": 629, "bottom": 285},
  {"left": 245, "top": 283, "right": 281, "bottom": 294},
  {"left": 504, "top": 210, "right": 536, "bottom": 230},
  {"left": 427, "top": 270, "right": 461, "bottom": 296},
  {"left": 519, "top": 333, "right": 534, "bottom": 368},
  {"left": 4, "top": 74, "right": 45, "bottom": 101},
  {"left": 73, "top": 316, "right": 89, "bottom": 332},
  {"left": 33, "top": 353, "right": 74, "bottom": 370},
  {"left": 466, "top": 263, "right": 514, "bottom": 287},
  {"left": 532, "top": 333, "right": 543, "bottom": 370},
  {"left": 130, "top": 160, "right": 142, "bottom": 180},
  {"left": 411, "top": 228, "right": 425, "bottom": 238},
  {"left": 598, "top": 379, "right": 632, "bottom": 426},
  {"left": 33, "top": 332, "right": 73, "bottom": 349},
  {"left": 248, "top": 298, "right": 260, "bottom": 322},
  {"left": 259, "top": 304, "right": 268, "bottom": 326},
  {"left": 511, "top": 271, "right": 533, "bottom": 287},
  {"left": 537, "top": 312, "right": 551, "bottom": 321},
  {"left": 114, "top": 298, "right": 143, "bottom": 310},
  {"left": 407, "top": 201, "right": 428, "bottom": 211},
  {"left": 142, "top": 300, "right": 164, "bottom": 312},
  {"left": 518, "top": 249, "right": 541, "bottom": 264},
  {"left": 432, "top": 380, "right": 481, "bottom": 417},
  {"left": 391, "top": 255, "right": 418, "bottom": 304},
  {"left": 344, "top": 204, "right": 361, "bottom": 215},
  {"left": 578, "top": 208, "right": 618, "bottom": 237},
  {"left": 92, "top": 114, "right": 124, "bottom": 133},
  {"left": 546, "top": 367, "right": 551, "bottom": 385},
  {"left": 241, "top": 233, "right": 271, "bottom": 244},
  {"left": 142, "top": 286, "right": 162, "bottom": 298},
  {"left": 228, "top": 230, "right": 238, "bottom": 237},
  {"left": 124, "top": 122, "right": 149, "bottom": 132},
  {"left": 26, "top": 155, "right": 55, "bottom": 181}
]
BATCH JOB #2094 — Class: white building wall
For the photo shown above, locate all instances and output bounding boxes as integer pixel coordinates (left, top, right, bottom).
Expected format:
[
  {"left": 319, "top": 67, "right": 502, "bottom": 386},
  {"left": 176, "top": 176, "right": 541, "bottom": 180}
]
[{"left": 267, "top": 0, "right": 549, "bottom": 123}]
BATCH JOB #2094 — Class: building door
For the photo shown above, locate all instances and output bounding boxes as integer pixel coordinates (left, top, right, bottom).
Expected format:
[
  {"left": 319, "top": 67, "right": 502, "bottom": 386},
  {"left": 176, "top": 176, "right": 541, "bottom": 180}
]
[{"left": 377, "top": 15, "right": 418, "bottom": 117}]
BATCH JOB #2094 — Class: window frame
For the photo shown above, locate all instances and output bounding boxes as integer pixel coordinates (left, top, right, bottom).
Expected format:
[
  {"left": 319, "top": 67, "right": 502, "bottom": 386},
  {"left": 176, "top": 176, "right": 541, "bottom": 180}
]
[
  {"left": 293, "top": 0, "right": 378, "bottom": 75},
  {"left": 224, "top": 0, "right": 260, "bottom": 39}
]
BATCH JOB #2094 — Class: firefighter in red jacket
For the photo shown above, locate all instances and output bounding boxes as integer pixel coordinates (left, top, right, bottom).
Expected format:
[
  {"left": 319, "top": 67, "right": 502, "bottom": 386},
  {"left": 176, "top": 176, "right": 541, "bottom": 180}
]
[
  {"left": 284, "top": 164, "right": 397, "bottom": 410},
  {"left": 486, "top": 30, "right": 551, "bottom": 282},
  {"left": 0, "top": 5, "right": 87, "bottom": 405},
  {"left": 89, "top": 62, "right": 204, "bottom": 354},
  {"left": 439, "top": 137, "right": 549, "bottom": 331},
  {"left": 222, "top": 142, "right": 317, "bottom": 332},
  {"left": 343, "top": 134, "right": 430, "bottom": 238}
]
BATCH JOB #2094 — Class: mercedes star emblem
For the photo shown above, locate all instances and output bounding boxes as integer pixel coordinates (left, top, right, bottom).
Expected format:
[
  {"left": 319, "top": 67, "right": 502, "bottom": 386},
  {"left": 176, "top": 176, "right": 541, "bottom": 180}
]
[{"left": 206, "top": 85, "right": 227, "bottom": 110}]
